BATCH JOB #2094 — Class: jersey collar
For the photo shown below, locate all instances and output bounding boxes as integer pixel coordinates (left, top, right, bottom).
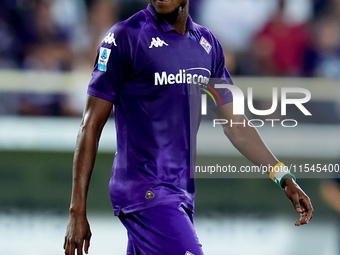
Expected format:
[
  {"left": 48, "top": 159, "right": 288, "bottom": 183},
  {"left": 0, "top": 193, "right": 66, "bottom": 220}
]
[{"left": 147, "top": 4, "right": 195, "bottom": 34}]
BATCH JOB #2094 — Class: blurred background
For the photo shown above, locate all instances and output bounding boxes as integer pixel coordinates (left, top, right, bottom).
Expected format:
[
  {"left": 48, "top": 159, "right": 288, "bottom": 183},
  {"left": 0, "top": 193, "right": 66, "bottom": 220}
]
[{"left": 1, "top": 0, "right": 340, "bottom": 254}]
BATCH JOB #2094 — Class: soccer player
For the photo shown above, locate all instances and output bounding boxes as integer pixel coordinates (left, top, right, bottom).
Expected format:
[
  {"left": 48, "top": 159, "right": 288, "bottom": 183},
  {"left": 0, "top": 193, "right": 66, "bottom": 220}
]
[{"left": 63, "top": 1, "right": 313, "bottom": 254}]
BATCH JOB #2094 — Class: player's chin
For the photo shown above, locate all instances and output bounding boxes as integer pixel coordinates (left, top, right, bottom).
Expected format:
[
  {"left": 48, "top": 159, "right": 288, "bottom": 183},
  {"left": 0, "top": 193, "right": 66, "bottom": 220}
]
[{"left": 150, "top": 0, "right": 176, "bottom": 14}]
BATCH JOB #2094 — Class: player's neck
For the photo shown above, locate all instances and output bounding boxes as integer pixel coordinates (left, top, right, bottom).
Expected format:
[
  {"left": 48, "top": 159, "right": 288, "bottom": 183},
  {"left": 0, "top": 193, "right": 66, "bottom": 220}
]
[{"left": 162, "top": 3, "right": 189, "bottom": 35}]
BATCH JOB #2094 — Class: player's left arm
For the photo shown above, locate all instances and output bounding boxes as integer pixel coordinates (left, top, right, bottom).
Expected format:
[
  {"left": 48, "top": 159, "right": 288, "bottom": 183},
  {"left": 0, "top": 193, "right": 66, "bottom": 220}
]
[{"left": 212, "top": 102, "right": 313, "bottom": 225}]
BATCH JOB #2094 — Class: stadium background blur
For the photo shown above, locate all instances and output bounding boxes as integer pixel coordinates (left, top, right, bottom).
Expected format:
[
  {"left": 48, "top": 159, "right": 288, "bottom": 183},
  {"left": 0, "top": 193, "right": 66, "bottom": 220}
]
[{"left": 1, "top": 0, "right": 340, "bottom": 254}]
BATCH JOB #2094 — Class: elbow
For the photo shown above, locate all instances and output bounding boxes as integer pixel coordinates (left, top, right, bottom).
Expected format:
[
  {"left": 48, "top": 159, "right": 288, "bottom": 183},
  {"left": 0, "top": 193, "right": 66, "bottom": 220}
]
[{"left": 223, "top": 124, "right": 250, "bottom": 148}]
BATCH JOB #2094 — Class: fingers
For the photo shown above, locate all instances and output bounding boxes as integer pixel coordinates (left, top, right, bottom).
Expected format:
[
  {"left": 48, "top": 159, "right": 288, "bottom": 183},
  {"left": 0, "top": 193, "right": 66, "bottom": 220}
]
[
  {"left": 294, "top": 197, "right": 314, "bottom": 226},
  {"left": 84, "top": 231, "right": 92, "bottom": 254},
  {"left": 64, "top": 237, "right": 84, "bottom": 255},
  {"left": 285, "top": 181, "right": 314, "bottom": 226},
  {"left": 64, "top": 237, "right": 77, "bottom": 255},
  {"left": 295, "top": 210, "right": 312, "bottom": 226},
  {"left": 77, "top": 242, "right": 84, "bottom": 255},
  {"left": 289, "top": 193, "right": 302, "bottom": 212},
  {"left": 64, "top": 218, "right": 92, "bottom": 255},
  {"left": 64, "top": 231, "right": 92, "bottom": 255},
  {"left": 295, "top": 211, "right": 307, "bottom": 226},
  {"left": 288, "top": 192, "right": 306, "bottom": 216}
]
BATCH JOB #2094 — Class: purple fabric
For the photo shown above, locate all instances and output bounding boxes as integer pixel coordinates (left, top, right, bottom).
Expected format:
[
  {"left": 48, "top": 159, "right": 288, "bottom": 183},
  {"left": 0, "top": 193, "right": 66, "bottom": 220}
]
[
  {"left": 119, "top": 204, "right": 204, "bottom": 255},
  {"left": 87, "top": 4, "right": 234, "bottom": 216}
]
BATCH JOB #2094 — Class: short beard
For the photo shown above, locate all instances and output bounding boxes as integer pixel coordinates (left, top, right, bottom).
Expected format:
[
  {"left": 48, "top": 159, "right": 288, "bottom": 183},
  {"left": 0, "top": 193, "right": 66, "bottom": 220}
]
[{"left": 154, "top": 0, "right": 188, "bottom": 23}]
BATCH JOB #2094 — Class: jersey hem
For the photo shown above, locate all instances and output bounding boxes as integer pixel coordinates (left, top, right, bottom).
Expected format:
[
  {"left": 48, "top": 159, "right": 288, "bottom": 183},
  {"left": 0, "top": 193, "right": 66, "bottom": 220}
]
[{"left": 113, "top": 198, "right": 195, "bottom": 216}]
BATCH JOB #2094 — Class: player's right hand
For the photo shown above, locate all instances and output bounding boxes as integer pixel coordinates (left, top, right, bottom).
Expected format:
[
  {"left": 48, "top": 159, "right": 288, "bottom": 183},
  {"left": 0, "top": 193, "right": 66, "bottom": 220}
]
[{"left": 64, "top": 214, "right": 92, "bottom": 255}]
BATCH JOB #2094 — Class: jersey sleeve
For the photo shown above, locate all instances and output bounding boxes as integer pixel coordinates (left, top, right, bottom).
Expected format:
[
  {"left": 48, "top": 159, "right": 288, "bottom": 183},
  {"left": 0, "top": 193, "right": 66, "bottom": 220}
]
[
  {"left": 208, "top": 34, "right": 233, "bottom": 109},
  {"left": 87, "top": 25, "right": 131, "bottom": 104}
]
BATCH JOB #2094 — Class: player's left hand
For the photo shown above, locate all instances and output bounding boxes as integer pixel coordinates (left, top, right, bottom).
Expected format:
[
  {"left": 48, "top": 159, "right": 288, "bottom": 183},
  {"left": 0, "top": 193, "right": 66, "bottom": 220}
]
[{"left": 283, "top": 177, "right": 314, "bottom": 226}]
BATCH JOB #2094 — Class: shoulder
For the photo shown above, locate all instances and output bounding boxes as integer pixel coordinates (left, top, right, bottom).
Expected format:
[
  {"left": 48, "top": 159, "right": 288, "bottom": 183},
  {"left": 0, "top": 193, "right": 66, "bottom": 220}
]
[
  {"left": 101, "top": 9, "right": 151, "bottom": 47},
  {"left": 192, "top": 22, "right": 211, "bottom": 35},
  {"left": 117, "top": 9, "right": 150, "bottom": 32},
  {"left": 192, "top": 21, "right": 222, "bottom": 48},
  {"left": 191, "top": 21, "right": 224, "bottom": 57}
]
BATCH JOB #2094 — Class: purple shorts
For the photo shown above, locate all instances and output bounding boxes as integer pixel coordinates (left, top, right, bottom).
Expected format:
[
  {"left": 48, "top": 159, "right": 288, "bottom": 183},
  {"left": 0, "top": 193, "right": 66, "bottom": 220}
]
[{"left": 118, "top": 203, "right": 204, "bottom": 255}]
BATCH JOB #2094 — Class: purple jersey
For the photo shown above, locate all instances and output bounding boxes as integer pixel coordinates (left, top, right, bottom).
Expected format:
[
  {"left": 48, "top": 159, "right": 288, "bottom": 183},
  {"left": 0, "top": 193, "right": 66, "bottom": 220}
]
[{"left": 87, "top": 4, "right": 233, "bottom": 216}]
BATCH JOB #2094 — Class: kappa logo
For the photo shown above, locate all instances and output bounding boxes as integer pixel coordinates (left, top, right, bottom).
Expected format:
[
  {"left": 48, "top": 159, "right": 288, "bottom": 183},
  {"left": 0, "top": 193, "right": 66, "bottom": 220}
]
[
  {"left": 199, "top": 36, "right": 212, "bottom": 54},
  {"left": 149, "top": 37, "right": 169, "bottom": 48},
  {"left": 102, "top": 32, "right": 117, "bottom": 46},
  {"left": 185, "top": 252, "right": 195, "bottom": 255}
]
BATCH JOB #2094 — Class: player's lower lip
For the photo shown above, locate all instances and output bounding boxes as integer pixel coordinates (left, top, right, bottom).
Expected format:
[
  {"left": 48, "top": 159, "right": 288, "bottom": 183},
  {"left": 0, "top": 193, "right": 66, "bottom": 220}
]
[{"left": 156, "top": 0, "right": 170, "bottom": 4}]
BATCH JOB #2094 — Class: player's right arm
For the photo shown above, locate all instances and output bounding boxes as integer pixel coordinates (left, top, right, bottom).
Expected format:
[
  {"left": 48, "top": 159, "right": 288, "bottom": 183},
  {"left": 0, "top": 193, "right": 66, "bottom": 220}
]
[{"left": 64, "top": 95, "right": 113, "bottom": 255}]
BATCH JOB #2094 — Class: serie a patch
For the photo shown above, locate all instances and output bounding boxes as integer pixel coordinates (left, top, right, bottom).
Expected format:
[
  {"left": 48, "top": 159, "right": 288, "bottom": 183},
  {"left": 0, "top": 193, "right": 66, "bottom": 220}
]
[{"left": 98, "top": 47, "right": 111, "bottom": 72}]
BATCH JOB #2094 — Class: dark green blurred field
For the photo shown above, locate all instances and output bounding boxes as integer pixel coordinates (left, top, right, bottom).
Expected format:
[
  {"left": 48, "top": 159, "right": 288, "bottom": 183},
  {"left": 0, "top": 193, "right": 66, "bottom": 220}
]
[{"left": 0, "top": 150, "right": 335, "bottom": 217}]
